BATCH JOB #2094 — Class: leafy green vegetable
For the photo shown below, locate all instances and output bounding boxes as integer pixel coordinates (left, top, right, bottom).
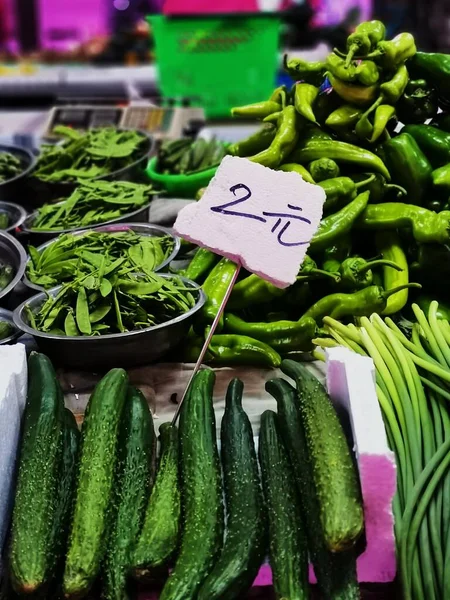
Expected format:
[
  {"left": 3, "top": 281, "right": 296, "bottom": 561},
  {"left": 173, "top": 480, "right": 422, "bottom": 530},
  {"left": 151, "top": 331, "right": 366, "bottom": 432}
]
[
  {"left": 0, "top": 263, "right": 13, "bottom": 292},
  {"left": 27, "top": 268, "right": 196, "bottom": 337},
  {"left": 0, "top": 151, "right": 23, "bottom": 183},
  {"left": 26, "top": 230, "right": 175, "bottom": 289},
  {"left": 33, "top": 127, "right": 149, "bottom": 183},
  {"left": 30, "top": 180, "right": 157, "bottom": 232},
  {"left": 157, "top": 137, "right": 226, "bottom": 175},
  {"left": 0, "top": 320, "right": 14, "bottom": 340}
]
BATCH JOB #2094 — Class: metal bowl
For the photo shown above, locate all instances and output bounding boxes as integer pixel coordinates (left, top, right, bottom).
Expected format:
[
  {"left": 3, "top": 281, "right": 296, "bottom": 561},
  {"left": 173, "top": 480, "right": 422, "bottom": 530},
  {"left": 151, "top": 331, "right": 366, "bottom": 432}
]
[
  {"left": 26, "top": 129, "right": 154, "bottom": 208},
  {"left": 23, "top": 223, "right": 180, "bottom": 293},
  {"left": 0, "top": 201, "right": 27, "bottom": 234},
  {"left": 0, "top": 307, "right": 22, "bottom": 345},
  {"left": 21, "top": 200, "right": 152, "bottom": 244},
  {"left": 0, "top": 231, "right": 27, "bottom": 302},
  {"left": 13, "top": 274, "right": 205, "bottom": 369},
  {"left": 0, "top": 144, "right": 37, "bottom": 204}
]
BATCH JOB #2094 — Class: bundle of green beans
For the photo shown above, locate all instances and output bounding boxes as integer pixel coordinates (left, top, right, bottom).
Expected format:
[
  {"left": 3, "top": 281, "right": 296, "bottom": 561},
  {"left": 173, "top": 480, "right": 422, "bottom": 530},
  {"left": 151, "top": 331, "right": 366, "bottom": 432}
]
[
  {"left": 0, "top": 151, "right": 23, "bottom": 183},
  {"left": 314, "top": 303, "right": 450, "bottom": 600},
  {"left": 157, "top": 138, "right": 226, "bottom": 175}
]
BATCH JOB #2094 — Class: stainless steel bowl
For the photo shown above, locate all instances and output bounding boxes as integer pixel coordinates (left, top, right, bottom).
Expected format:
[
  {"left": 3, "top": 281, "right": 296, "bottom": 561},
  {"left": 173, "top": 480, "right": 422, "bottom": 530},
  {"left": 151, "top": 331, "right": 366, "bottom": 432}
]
[
  {"left": 23, "top": 223, "right": 180, "bottom": 293},
  {"left": 0, "top": 307, "right": 22, "bottom": 344},
  {"left": 0, "top": 201, "right": 27, "bottom": 234},
  {"left": 0, "top": 231, "right": 27, "bottom": 302},
  {"left": 21, "top": 201, "right": 152, "bottom": 244},
  {"left": 13, "top": 274, "right": 205, "bottom": 369}
]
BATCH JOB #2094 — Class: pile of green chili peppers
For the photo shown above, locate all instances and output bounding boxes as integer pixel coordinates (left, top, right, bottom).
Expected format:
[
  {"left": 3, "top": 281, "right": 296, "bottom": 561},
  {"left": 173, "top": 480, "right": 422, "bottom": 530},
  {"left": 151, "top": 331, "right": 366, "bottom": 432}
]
[{"left": 180, "top": 21, "right": 450, "bottom": 368}]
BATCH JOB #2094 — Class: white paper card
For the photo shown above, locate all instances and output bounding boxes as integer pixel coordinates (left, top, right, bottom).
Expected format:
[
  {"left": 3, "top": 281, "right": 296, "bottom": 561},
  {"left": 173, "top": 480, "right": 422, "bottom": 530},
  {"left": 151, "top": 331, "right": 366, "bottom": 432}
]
[{"left": 173, "top": 156, "right": 326, "bottom": 288}]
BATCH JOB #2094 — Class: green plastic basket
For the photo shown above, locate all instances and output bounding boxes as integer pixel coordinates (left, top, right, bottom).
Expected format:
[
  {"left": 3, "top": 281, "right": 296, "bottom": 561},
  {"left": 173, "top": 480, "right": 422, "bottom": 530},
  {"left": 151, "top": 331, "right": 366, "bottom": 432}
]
[{"left": 148, "top": 15, "right": 281, "bottom": 118}]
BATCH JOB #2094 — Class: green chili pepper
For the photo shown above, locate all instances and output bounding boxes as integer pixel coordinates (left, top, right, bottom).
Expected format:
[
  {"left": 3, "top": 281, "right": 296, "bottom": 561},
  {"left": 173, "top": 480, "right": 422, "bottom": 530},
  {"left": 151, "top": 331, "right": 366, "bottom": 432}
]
[
  {"left": 409, "top": 52, "right": 450, "bottom": 105},
  {"left": 303, "top": 283, "right": 419, "bottom": 325},
  {"left": 283, "top": 54, "right": 325, "bottom": 86},
  {"left": 351, "top": 172, "right": 406, "bottom": 203},
  {"left": 397, "top": 79, "right": 438, "bottom": 124},
  {"left": 314, "top": 90, "right": 342, "bottom": 125},
  {"left": 325, "top": 105, "right": 364, "bottom": 133},
  {"left": 309, "top": 190, "right": 370, "bottom": 253},
  {"left": 198, "top": 258, "right": 238, "bottom": 332},
  {"left": 326, "top": 53, "right": 379, "bottom": 86},
  {"left": 402, "top": 124, "right": 450, "bottom": 168},
  {"left": 345, "top": 20, "right": 386, "bottom": 66},
  {"left": 302, "top": 122, "right": 333, "bottom": 142},
  {"left": 355, "top": 111, "right": 374, "bottom": 141},
  {"left": 299, "top": 254, "right": 341, "bottom": 282},
  {"left": 308, "top": 158, "right": 340, "bottom": 182},
  {"left": 375, "top": 231, "right": 410, "bottom": 315},
  {"left": 184, "top": 248, "right": 219, "bottom": 283},
  {"left": 208, "top": 334, "right": 281, "bottom": 368},
  {"left": 357, "top": 203, "right": 450, "bottom": 244},
  {"left": 249, "top": 106, "right": 300, "bottom": 169},
  {"left": 366, "top": 32, "right": 417, "bottom": 70},
  {"left": 228, "top": 124, "right": 276, "bottom": 157},
  {"left": 381, "top": 132, "right": 432, "bottom": 205},
  {"left": 229, "top": 274, "right": 286, "bottom": 311},
  {"left": 318, "top": 174, "right": 375, "bottom": 214},
  {"left": 294, "top": 83, "right": 319, "bottom": 124},
  {"left": 370, "top": 104, "right": 396, "bottom": 143},
  {"left": 231, "top": 100, "right": 281, "bottom": 119},
  {"left": 338, "top": 256, "right": 403, "bottom": 291},
  {"left": 290, "top": 138, "right": 390, "bottom": 179},
  {"left": 278, "top": 163, "right": 315, "bottom": 184},
  {"left": 432, "top": 164, "right": 450, "bottom": 191},
  {"left": 322, "top": 235, "right": 352, "bottom": 273},
  {"left": 224, "top": 314, "right": 316, "bottom": 353},
  {"left": 327, "top": 71, "right": 379, "bottom": 107}
]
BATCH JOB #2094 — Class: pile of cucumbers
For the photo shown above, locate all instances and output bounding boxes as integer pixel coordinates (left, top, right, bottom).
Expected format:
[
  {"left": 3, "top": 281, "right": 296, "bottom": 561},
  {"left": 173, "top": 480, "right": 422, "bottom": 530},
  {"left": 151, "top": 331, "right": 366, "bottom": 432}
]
[
  {"left": 157, "top": 137, "right": 227, "bottom": 175},
  {"left": 7, "top": 353, "right": 364, "bottom": 599}
]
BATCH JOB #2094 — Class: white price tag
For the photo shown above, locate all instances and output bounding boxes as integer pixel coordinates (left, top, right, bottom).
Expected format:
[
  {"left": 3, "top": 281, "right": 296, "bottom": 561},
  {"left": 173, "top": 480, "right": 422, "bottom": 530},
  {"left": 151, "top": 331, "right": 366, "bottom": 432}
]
[{"left": 174, "top": 155, "right": 326, "bottom": 288}]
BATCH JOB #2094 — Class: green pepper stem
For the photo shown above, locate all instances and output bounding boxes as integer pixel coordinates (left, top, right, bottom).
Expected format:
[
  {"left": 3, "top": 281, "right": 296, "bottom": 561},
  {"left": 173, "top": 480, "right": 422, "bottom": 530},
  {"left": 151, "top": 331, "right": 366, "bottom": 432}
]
[
  {"left": 360, "top": 96, "right": 383, "bottom": 123},
  {"left": 358, "top": 259, "right": 403, "bottom": 275},
  {"left": 382, "top": 283, "right": 422, "bottom": 300},
  {"left": 296, "top": 271, "right": 341, "bottom": 283},
  {"left": 345, "top": 44, "right": 359, "bottom": 68},
  {"left": 386, "top": 183, "right": 407, "bottom": 197},
  {"left": 283, "top": 53, "right": 289, "bottom": 71},
  {"left": 355, "top": 173, "right": 376, "bottom": 189},
  {"left": 333, "top": 48, "right": 347, "bottom": 58}
]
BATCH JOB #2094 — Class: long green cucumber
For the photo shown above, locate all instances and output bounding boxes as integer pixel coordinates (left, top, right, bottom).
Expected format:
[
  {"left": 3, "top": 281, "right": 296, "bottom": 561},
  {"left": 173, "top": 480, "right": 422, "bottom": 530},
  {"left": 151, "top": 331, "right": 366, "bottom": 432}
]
[
  {"left": 63, "top": 368, "right": 128, "bottom": 598},
  {"left": 266, "top": 377, "right": 360, "bottom": 600},
  {"left": 198, "top": 378, "right": 266, "bottom": 600},
  {"left": 259, "top": 410, "right": 310, "bottom": 600},
  {"left": 159, "top": 369, "right": 224, "bottom": 600},
  {"left": 132, "top": 422, "right": 180, "bottom": 580},
  {"left": 103, "top": 386, "right": 156, "bottom": 600},
  {"left": 9, "top": 352, "right": 65, "bottom": 594},
  {"left": 281, "top": 360, "right": 364, "bottom": 551}
]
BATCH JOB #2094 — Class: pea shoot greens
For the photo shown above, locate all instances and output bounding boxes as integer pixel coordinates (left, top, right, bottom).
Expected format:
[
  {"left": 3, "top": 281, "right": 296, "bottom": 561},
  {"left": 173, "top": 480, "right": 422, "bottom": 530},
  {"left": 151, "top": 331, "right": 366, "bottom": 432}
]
[
  {"left": 26, "top": 230, "right": 175, "bottom": 289},
  {"left": 30, "top": 180, "right": 157, "bottom": 231},
  {"left": 34, "top": 126, "right": 149, "bottom": 183}
]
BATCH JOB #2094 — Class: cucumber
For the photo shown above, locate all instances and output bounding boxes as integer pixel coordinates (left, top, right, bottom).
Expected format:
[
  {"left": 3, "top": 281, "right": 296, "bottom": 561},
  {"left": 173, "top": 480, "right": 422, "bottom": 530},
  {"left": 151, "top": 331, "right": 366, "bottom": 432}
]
[
  {"left": 259, "top": 410, "right": 310, "bottom": 600},
  {"left": 132, "top": 422, "right": 181, "bottom": 580},
  {"left": 159, "top": 369, "right": 224, "bottom": 600},
  {"left": 281, "top": 360, "right": 364, "bottom": 551},
  {"left": 9, "top": 352, "right": 65, "bottom": 594},
  {"left": 197, "top": 378, "right": 266, "bottom": 600},
  {"left": 63, "top": 368, "right": 128, "bottom": 598},
  {"left": 103, "top": 386, "right": 156, "bottom": 600},
  {"left": 267, "top": 377, "right": 360, "bottom": 600}
]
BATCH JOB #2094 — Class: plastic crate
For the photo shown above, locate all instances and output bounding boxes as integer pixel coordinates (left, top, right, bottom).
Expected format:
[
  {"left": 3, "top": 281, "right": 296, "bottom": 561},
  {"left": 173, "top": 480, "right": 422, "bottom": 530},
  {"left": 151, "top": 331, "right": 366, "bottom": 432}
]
[{"left": 147, "top": 15, "right": 281, "bottom": 118}]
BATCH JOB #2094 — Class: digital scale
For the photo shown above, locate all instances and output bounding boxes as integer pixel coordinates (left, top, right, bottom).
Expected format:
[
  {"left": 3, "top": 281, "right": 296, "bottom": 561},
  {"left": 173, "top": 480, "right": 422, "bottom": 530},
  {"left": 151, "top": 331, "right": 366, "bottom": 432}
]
[{"left": 43, "top": 103, "right": 206, "bottom": 142}]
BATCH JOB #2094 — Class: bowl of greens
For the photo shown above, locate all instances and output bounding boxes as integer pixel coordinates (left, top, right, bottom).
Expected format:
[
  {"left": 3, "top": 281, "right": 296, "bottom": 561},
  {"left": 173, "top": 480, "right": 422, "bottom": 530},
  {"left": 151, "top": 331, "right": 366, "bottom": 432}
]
[
  {"left": 0, "top": 144, "right": 36, "bottom": 203},
  {"left": 14, "top": 272, "right": 205, "bottom": 368},
  {"left": 0, "top": 308, "right": 22, "bottom": 345},
  {"left": 0, "top": 230, "right": 27, "bottom": 302},
  {"left": 0, "top": 201, "right": 27, "bottom": 234},
  {"left": 23, "top": 223, "right": 180, "bottom": 292},
  {"left": 28, "top": 126, "right": 153, "bottom": 206},
  {"left": 21, "top": 179, "right": 158, "bottom": 243}
]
